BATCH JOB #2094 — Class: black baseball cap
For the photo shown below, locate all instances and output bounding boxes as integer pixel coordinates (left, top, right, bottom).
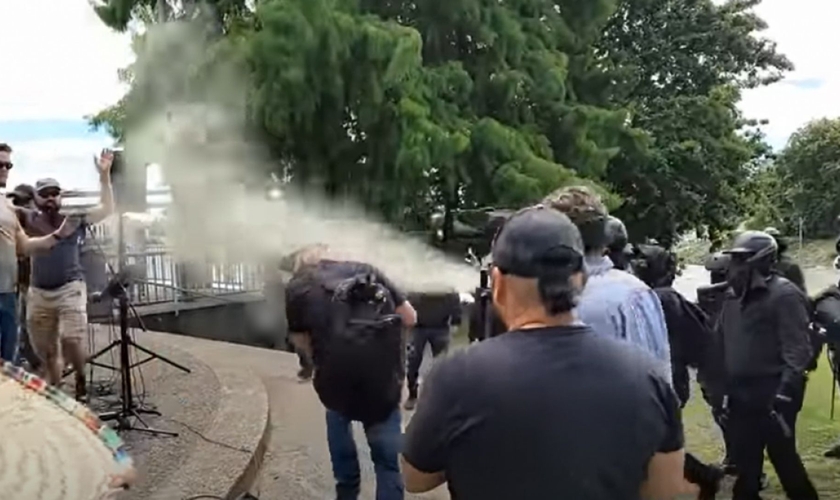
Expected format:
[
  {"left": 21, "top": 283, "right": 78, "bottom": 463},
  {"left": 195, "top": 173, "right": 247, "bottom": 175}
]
[
  {"left": 492, "top": 205, "right": 585, "bottom": 278},
  {"left": 6, "top": 184, "right": 34, "bottom": 200}
]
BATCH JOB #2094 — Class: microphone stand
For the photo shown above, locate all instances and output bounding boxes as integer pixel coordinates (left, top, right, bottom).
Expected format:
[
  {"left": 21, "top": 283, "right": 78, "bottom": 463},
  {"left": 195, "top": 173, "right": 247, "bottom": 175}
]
[{"left": 83, "top": 213, "right": 190, "bottom": 436}]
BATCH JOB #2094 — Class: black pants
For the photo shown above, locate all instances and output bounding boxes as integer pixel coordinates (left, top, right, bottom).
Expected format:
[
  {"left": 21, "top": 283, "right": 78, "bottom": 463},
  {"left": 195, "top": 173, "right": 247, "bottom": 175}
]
[
  {"left": 406, "top": 327, "right": 449, "bottom": 397},
  {"left": 685, "top": 453, "right": 719, "bottom": 487},
  {"left": 701, "top": 385, "right": 735, "bottom": 462},
  {"left": 728, "top": 378, "right": 817, "bottom": 500}
]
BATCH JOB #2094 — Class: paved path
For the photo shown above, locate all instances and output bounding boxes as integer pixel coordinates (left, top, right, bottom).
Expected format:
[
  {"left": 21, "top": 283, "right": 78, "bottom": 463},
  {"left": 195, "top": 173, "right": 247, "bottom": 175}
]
[{"left": 243, "top": 350, "right": 450, "bottom": 499}]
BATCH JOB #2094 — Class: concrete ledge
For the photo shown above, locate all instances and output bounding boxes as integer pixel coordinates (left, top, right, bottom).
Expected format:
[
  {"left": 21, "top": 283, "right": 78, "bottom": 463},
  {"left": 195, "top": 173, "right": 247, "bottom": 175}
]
[{"left": 138, "top": 332, "right": 271, "bottom": 500}]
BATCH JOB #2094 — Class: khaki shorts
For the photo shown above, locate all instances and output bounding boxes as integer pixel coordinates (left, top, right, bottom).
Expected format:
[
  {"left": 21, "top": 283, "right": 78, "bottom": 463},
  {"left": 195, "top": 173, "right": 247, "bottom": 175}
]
[{"left": 27, "top": 281, "right": 87, "bottom": 358}]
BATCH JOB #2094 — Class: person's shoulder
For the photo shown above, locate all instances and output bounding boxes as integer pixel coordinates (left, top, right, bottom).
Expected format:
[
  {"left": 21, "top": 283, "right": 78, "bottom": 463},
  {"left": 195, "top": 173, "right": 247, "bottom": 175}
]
[
  {"left": 653, "top": 286, "right": 679, "bottom": 301},
  {"left": 611, "top": 269, "right": 652, "bottom": 290},
  {"left": 769, "top": 275, "right": 806, "bottom": 298},
  {"left": 322, "top": 259, "right": 374, "bottom": 277},
  {"left": 287, "top": 268, "right": 319, "bottom": 296},
  {"left": 424, "top": 344, "right": 474, "bottom": 391},
  {"left": 579, "top": 326, "right": 665, "bottom": 372},
  {"left": 436, "top": 334, "right": 520, "bottom": 377}
]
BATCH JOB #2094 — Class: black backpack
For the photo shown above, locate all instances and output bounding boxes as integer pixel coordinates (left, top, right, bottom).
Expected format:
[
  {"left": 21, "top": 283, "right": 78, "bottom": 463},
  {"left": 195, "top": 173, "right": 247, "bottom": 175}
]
[{"left": 313, "top": 272, "right": 404, "bottom": 424}]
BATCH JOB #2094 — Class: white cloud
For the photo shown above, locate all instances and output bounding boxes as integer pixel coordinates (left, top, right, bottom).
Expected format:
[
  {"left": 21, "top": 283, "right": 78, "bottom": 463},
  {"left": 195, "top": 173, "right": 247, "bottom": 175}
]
[
  {"left": 739, "top": 0, "right": 840, "bottom": 148},
  {"left": 0, "top": 0, "right": 133, "bottom": 121}
]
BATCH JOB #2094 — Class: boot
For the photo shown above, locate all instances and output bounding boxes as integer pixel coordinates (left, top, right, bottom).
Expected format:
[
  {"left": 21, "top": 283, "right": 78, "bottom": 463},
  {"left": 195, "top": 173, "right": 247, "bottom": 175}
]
[{"left": 825, "top": 442, "right": 840, "bottom": 459}]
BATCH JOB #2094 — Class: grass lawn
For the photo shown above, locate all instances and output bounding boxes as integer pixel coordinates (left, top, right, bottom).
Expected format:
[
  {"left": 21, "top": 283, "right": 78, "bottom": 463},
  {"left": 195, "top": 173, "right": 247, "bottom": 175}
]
[{"left": 682, "top": 358, "right": 840, "bottom": 498}]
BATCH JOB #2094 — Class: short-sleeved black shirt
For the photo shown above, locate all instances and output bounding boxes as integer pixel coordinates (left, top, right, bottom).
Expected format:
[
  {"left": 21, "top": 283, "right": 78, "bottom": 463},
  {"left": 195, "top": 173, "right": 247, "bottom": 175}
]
[
  {"left": 285, "top": 259, "right": 407, "bottom": 366},
  {"left": 403, "top": 325, "right": 683, "bottom": 500}
]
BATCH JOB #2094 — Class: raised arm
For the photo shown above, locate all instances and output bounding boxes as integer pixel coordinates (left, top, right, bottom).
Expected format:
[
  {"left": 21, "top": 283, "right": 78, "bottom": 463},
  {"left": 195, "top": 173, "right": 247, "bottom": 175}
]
[{"left": 86, "top": 150, "right": 115, "bottom": 224}]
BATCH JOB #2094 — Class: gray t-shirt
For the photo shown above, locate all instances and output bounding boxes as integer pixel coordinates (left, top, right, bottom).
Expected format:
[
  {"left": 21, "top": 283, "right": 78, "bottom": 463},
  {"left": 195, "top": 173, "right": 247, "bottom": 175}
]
[
  {"left": 24, "top": 211, "right": 87, "bottom": 290},
  {"left": 0, "top": 200, "right": 19, "bottom": 293}
]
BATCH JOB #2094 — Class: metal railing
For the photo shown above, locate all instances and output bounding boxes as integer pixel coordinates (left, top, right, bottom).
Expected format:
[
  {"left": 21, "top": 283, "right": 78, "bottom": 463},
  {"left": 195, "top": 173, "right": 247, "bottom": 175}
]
[
  {"left": 58, "top": 192, "right": 265, "bottom": 306},
  {"left": 85, "top": 242, "right": 265, "bottom": 306}
]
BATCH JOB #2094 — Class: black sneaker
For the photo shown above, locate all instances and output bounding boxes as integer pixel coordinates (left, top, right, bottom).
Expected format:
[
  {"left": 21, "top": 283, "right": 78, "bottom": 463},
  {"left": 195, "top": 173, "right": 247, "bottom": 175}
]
[
  {"left": 75, "top": 376, "right": 88, "bottom": 404},
  {"left": 825, "top": 443, "right": 840, "bottom": 459},
  {"left": 760, "top": 473, "right": 769, "bottom": 491}
]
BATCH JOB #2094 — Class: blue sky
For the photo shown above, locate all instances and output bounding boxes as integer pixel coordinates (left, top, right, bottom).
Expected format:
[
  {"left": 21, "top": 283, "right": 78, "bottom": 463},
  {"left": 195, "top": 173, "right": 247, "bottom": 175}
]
[{"left": 1, "top": 0, "right": 838, "bottom": 191}]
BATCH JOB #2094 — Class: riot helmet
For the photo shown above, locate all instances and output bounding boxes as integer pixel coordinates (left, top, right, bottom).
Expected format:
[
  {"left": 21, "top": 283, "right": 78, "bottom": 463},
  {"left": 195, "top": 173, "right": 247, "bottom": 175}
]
[
  {"left": 604, "top": 216, "right": 631, "bottom": 270},
  {"left": 763, "top": 226, "right": 788, "bottom": 255},
  {"left": 631, "top": 244, "right": 677, "bottom": 288},
  {"left": 704, "top": 252, "right": 731, "bottom": 285},
  {"left": 723, "top": 230, "right": 778, "bottom": 296}
]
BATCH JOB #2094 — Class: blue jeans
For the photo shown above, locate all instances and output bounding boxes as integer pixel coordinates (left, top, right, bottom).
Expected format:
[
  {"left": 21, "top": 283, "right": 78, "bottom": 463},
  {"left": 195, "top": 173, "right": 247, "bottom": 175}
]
[
  {"left": 0, "top": 292, "right": 18, "bottom": 363},
  {"left": 326, "top": 408, "right": 404, "bottom": 500}
]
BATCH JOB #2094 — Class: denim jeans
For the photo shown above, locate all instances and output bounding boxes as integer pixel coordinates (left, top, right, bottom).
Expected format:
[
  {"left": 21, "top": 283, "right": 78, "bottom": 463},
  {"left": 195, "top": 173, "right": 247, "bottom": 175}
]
[
  {"left": 326, "top": 408, "right": 404, "bottom": 500},
  {"left": 0, "top": 292, "right": 18, "bottom": 363}
]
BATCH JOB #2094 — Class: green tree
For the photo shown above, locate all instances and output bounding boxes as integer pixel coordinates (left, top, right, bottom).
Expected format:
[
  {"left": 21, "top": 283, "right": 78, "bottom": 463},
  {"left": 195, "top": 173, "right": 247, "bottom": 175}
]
[
  {"left": 774, "top": 118, "right": 840, "bottom": 237},
  {"left": 92, "top": 0, "right": 250, "bottom": 30},
  {"left": 592, "top": 0, "right": 791, "bottom": 246},
  {"left": 740, "top": 159, "right": 792, "bottom": 231},
  {"left": 92, "top": 0, "right": 632, "bottom": 231}
]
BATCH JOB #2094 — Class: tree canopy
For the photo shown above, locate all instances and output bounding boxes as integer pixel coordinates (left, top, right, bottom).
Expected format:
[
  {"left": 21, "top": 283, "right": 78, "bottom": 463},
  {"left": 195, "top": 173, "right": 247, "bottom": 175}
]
[
  {"left": 590, "top": 0, "right": 789, "bottom": 245},
  {"left": 89, "top": 0, "right": 791, "bottom": 246},
  {"left": 754, "top": 118, "right": 840, "bottom": 238}
]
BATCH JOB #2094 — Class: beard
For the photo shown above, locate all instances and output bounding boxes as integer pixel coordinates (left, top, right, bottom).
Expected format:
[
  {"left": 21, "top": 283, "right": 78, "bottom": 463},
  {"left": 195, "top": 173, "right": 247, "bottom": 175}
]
[{"left": 38, "top": 201, "right": 60, "bottom": 214}]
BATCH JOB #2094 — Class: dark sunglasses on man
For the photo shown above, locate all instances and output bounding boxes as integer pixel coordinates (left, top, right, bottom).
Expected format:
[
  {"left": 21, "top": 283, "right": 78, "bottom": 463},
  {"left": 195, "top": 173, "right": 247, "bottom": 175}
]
[
  {"left": 38, "top": 189, "right": 61, "bottom": 199},
  {"left": 0, "top": 161, "right": 13, "bottom": 170}
]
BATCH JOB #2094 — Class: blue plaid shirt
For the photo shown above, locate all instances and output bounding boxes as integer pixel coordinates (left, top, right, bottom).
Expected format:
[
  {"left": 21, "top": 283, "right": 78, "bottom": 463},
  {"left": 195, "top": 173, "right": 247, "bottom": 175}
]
[{"left": 576, "top": 256, "right": 672, "bottom": 382}]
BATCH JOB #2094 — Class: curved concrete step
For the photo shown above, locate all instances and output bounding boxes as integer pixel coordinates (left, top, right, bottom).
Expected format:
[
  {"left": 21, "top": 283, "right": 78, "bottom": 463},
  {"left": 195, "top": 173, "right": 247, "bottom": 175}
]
[{"left": 89, "top": 328, "right": 271, "bottom": 500}]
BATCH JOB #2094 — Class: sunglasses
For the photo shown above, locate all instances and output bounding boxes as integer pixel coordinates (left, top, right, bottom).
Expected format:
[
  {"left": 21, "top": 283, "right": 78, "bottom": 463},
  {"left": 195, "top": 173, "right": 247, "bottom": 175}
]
[
  {"left": 38, "top": 190, "right": 61, "bottom": 199},
  {"left": 0, "top": 162, "right": 12, "bottom": 170}
]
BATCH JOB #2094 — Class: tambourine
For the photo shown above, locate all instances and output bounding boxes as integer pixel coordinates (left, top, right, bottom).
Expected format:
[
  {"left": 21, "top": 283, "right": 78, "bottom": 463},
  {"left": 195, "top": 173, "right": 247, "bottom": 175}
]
[{"left": 0, "top": 360, "right": 135, "bottom": 499}]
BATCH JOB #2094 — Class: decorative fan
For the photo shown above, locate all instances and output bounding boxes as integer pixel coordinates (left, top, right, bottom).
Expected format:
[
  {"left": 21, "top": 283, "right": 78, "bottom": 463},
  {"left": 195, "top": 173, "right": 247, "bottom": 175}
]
[{"left": 0, "top": 360, "right": 135, "bottom": 499}]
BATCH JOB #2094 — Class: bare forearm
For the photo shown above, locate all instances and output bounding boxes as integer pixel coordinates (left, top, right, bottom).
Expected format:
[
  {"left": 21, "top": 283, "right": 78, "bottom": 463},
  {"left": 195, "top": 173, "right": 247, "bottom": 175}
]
[
  {"left": 100, "top": 173, "right": 114, "bottom": 212},
  {"left": 20, "top": 234, "right": 56, "bottom": 254},
  {"left": 87, "top": 173, "right": 115, "bottom": 223}
]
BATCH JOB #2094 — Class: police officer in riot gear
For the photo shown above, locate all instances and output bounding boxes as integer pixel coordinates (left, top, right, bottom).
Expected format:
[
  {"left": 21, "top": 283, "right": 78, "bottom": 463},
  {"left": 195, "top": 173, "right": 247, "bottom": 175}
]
[
  {"left": 695, "top": 251, "right": 738, "bottom": 472},
  {"left": 604, "top": 216, "right": 632, "bottom": 271},
  {"left": 765, "top": 227, "right": 806, "bottom": 293},
  {"left": 632, "top": 244, "right": 723, "bottom": 499},
  {"left": 720, "top": 230, "right": 818, "bottom": 500}
]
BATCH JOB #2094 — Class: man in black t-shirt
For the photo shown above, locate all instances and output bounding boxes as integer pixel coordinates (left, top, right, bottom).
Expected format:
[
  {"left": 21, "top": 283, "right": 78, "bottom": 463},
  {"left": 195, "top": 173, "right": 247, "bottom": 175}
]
[
  {"left": 285, "top": 251, "right": 417, "bottom": 500},
  {"left": 402, "top": 206, "right": 687, "bottom": 499}
]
